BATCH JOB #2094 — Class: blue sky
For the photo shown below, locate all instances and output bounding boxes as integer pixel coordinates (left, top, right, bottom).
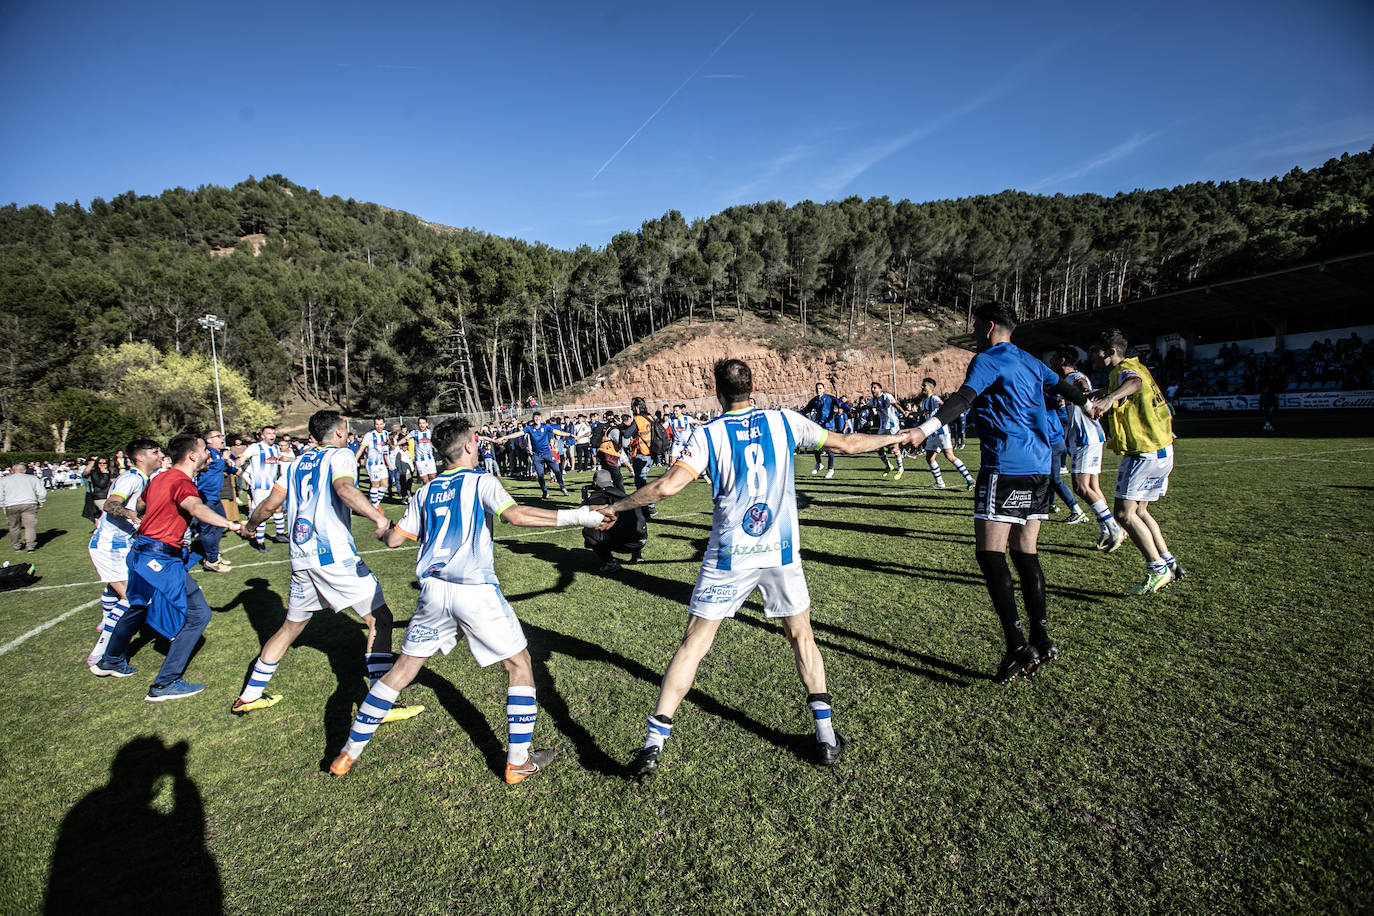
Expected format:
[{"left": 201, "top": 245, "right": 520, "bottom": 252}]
[{"left": 2, "top": 0, "right": 1371, "bottom": 249}]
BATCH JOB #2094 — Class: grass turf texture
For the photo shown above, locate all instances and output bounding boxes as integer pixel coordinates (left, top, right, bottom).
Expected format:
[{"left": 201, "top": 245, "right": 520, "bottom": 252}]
[{"left": 1, "top": 429, "right": 1371, "bottom": 914}]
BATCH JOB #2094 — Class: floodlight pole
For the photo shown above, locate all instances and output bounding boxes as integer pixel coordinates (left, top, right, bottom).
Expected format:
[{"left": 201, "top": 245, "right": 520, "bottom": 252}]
[
  {"left": 199, "top": 314, "right": 227, "bottom": 435},
  {"left": 881, "top": 297, "right": 897, "bottom": 393}
]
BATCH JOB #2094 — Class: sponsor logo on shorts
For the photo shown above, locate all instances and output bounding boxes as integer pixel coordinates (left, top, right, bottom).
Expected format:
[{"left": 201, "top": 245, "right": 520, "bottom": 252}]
[
  {"left": 1001, "top": 490, "right": 1032, "bottom": 510},
  {"left": 289, "top": 581, "right": 306, "bottom": 598},
  {"left": 697, "top": 584, "right": 739, "bottom": 603},
  {"left": 146, "top": 559, "right": 163, "bottom": 572},
  {"left": 1142, "top": 476, "right": 1165, "bottom": 491},
  {"left": 293, "top": 518, "right": 314, "bottom": 545},
  {"left": 407, "top": 624, "right": 440, "bottom": 642},
  {"left": 743, "top": 502, "right": 773, "bottom": 536}
]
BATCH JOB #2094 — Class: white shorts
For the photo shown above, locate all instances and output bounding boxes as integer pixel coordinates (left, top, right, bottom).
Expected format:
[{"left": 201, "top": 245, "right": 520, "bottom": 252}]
[
  {"left": 879, "top": 421, "right": 899, "bottom": 435},
  {"left": 924, "top": 427, "right": 952, "bottom": 453},
  {"left": 89, "top": 545, "right": 130, "bottom": 583},
  {"left": 286, "top": 558, "right": 387, "bottom": 622},
  {"left": 416, "top": 458, "right": 437, "bottom": 476},
  {"left": 670, "top": 443, "right": 688, "bottom": 464},
  {"left": 1069, "top": 439, "right": 1104, "bottom": 475},
  {"left": 688, "top": 562, "right": 810, "bottom": 620},
  {"left": 401, "top": 578, "right": 526, "bottom": 667},
  {"left": 1115, "top": 446, "right": 1172, "bottom": 502},
  {"left": 366, "top": 464, "right": 388, "bottom": 488},
  {"left": 249, "top": 489, "right": 277, "bottom": 516}
]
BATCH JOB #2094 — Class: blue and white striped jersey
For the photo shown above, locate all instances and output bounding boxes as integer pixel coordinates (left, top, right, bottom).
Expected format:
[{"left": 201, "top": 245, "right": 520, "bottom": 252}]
[
  {"left": 667, "top": 415, "right": 694, "bottom": 445},
  {"left": 89, "top": 468, "right": 149, "bottom": 551},
  {"left": 1063, "top": 370, "right": 1106, "bottom": 450},
  {"left": 396, "top": 469, "right": 516, "bottom": 585},
  {"left": 242, "top": 442, "right": 280, "bottom": 493},
  {"left": 360, "top": 430, "right": 390, "bottom": 471},
  {"left": 409, "top": 428, "right": 434, "bottom": 463},
  {"left": 280, "top": 447, "right": 361, "bottom": 569},
  {"left": 918, "top": 393, "right": 949, "bottom": 431},
  {"left": 675, "top": 408, "right": 827, "bottom": 571},
  {"left": 869, "top": 392, "right": 901, "bottom": 431}
]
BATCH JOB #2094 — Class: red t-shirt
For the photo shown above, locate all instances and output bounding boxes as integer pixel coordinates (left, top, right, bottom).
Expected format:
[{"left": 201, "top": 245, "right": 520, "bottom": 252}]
[{"left": 137, "top": 468, "right": 200, "bottom": 546}]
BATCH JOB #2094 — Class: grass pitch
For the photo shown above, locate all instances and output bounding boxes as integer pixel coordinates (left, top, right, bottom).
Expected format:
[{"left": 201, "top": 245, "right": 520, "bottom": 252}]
[{"left": 1, "top": 427, "right": 1371, "bottom": 914}]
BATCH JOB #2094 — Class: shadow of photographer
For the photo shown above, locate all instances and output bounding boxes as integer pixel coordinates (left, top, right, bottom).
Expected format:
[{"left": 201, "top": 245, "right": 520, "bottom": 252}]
[{"left": 45, "top": 736, "right": 222, "bottom": 915}]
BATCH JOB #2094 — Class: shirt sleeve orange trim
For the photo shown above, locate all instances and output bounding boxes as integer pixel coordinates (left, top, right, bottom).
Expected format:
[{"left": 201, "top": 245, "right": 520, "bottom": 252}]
[{"left": 394, "top": 525, "right": 420, "bottom": 541}]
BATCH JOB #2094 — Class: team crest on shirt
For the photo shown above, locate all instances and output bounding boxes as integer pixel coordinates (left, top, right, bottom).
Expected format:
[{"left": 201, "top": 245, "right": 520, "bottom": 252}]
[
  {"left": 292, "top": 519, "right": 314, "bottom": 545},
  {"left": 743, "top": 502, "right": 773, "bottom": 536}
]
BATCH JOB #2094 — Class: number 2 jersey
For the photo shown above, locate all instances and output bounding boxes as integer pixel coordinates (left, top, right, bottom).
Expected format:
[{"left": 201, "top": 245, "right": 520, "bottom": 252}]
[
  {"left": 674, "top": 408, "right": 827, "bottom": 571},
  {"left": 395, "top": 468, "right": 517, "bottom": 586},
  {"left": 275, "top": 446, "right": 363, "bottom": 570}
]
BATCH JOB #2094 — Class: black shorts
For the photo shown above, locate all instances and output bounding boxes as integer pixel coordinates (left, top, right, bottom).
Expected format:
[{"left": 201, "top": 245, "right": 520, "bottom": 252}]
[{"left": 973, "top": 470, "right": 1051, "bottom": 525}]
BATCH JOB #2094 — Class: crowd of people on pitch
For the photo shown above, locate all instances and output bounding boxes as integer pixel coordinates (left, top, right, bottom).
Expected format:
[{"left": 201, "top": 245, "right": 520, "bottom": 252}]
[{"left": 72, "top": 301, "right": 1185, "bottom": 784}]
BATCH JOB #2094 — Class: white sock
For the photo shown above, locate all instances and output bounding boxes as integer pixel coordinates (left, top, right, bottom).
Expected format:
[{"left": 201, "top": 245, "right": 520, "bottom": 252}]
[
  {"left": 952, "top": 459, "right": 973, "bottom": 483},
  {"left": 239, "top": 656, "right": 280, "bottom": 703},
  {"left": 643, "top": 714, "right": 673, "bottom": 750},
  {"left": 808, "top": 693, "right": 836, "bottom": 746},
  {"left": 342, "top": 681, "right": 400, "bottom": 760},
  {"left": 507, "top": 685, "right": 537, "bottom": 765},
  {"left": 365, "top": 652, "right": 394, "bottom": 687}
]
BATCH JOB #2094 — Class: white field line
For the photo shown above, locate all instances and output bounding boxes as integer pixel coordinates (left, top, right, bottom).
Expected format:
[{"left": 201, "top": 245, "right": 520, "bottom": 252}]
[
  {"left": 0, "top": 512, "right": 711, "bottom": 656},
  {"left": 1180, "top": 445, "right": 1374, "bottom": 468},
  {"left": 0, "top": 599, "right": 99, "bottom": 656}
]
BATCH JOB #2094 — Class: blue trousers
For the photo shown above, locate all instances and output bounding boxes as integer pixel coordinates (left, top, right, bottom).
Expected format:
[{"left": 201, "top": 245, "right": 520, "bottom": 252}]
[
  {"left": 1048, "top": 442, "right": 1078, "bottom": 511},
  {"left": 197, "top": 495, "right": 226, "bottom": 561},
  {"left": 103, "top": 565, "right": 212, "bottom": 688},
  {"left": 531, "top": 450, "right": 565, "bottom": 494}
]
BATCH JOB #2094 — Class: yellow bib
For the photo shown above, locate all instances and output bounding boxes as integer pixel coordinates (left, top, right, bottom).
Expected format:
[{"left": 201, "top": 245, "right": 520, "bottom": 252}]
[{"left": 1106, "top": 357, "right": 1173, "bottom": 454}]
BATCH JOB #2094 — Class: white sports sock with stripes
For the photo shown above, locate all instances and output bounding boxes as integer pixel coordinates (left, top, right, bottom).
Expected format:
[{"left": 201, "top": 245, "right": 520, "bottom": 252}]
[
  {"left": 928, "top": 461, "right": 944, "bottom": 486},
  {"left": 506, "top": 686, "right": 538, "bottom": 765},
  {"left": 365, "top": 652, "right": 394, "bottom": 687},
  {"left": 808, "top": 693, "right": 836, "bottom": 746},
  {"left": 643, "top": 714, "right": 673, "bottom": 750},
  {"left": 239, "top": 656, "right": 280, "bottom": 703},
  {"left": 342, "top": 682, "right": 400, "bottom": 760},
  {"left": 952, "top": 458, "right": 973, "bottom": 484},
  {"left": 90, "top": 595, "right": 127, "bottom": 660}
]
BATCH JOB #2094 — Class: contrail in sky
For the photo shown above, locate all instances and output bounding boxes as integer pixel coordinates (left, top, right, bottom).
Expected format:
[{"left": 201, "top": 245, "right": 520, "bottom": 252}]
[{"left": 592, "top": 13, "right": 754, "bottom": 180}]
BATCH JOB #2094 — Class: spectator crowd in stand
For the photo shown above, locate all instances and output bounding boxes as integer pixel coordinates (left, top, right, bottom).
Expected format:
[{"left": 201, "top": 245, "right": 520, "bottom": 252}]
[{"left": 1172, "top": 331, "right": 1371, "bottom": 398}]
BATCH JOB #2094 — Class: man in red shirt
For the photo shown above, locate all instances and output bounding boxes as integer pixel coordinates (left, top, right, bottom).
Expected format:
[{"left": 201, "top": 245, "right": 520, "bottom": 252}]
[{"left": 92, "top": 432, "right": 246, "bottom": 701}]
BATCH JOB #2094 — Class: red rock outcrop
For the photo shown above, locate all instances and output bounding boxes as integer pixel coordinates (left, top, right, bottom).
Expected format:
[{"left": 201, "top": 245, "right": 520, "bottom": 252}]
[{"left": 556, "top": 318, "right": 972, "bottom": 413}]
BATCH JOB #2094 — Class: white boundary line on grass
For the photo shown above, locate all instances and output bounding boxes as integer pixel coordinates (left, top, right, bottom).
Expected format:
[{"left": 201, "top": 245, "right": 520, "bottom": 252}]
[
  {"left": 0, "top": 598, "right": 99, "bottom": 656},
  {"left": 0, "top": 511, "right": 711, "bottom": 656},
  {"left": 1182, "top": 445, "right": 1374, "bottom": 467}
]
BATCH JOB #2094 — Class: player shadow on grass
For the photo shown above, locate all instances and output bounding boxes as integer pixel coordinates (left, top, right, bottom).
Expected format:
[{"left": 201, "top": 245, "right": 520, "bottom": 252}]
[
  {"left": 45, "top": 736, "right": 222, "bottom": 915},
  {"left": 32, "top": 528, "right": 68, "bottom": 549},
  {"left": 224, "top": 577, "right": 372, "bottom": 770},
  {"left": 731, "top": 613, "right": 987, "bottom": 685},
  {"left": 500, "top": 538, "right": 817, "bottom": 763}
]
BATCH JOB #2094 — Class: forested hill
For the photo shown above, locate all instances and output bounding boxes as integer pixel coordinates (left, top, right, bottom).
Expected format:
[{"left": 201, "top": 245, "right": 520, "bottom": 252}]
[{"left": 2, "top": 151, "right": 1372, "bottom": 451}]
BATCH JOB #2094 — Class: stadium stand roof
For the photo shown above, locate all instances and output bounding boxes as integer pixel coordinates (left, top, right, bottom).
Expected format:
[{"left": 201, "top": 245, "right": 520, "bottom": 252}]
[{"left": 948, "top": 250, "right": 1374, "bottom": 353}]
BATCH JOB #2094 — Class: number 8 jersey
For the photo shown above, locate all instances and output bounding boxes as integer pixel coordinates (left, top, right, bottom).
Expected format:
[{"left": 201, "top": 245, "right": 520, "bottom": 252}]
[
  {"left": 675, "top": 408, "right": 827, "bottom": 571},
  {"left": 394, "top": 468, "right": 516, "bottom": 585}
]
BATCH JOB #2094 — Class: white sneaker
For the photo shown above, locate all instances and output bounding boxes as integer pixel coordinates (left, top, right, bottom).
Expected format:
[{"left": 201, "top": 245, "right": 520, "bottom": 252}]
[
  {"left": 812, "top": 466, "right": 821, "bottom": 475},
  {"left": 824, "top": 469, "right": 834, "bottom": 479}
]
